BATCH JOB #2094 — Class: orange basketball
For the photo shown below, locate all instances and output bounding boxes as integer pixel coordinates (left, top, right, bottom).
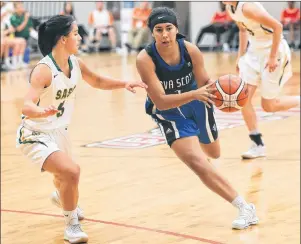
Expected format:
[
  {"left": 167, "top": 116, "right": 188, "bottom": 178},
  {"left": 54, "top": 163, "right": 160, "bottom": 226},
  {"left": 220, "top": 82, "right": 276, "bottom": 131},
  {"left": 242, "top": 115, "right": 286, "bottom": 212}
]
[{"left": 212, "top": 74, "right": 249, "bottom": 113}]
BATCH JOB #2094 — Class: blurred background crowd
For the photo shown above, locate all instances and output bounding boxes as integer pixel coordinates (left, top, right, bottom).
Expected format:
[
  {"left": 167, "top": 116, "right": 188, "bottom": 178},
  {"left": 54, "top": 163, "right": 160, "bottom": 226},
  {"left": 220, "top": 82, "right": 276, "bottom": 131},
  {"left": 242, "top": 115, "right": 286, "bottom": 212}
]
[{"left": 1, "top": 1, "right": 300, "bottom": 72}]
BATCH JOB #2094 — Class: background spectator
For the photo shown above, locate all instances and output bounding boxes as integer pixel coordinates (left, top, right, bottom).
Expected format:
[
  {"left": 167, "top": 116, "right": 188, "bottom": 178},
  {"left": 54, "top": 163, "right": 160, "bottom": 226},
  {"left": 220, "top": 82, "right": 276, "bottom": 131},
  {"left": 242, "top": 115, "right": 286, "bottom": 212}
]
[
  {"left": 125, "top": 2, "right": 151, "bottom": 53},
  {"left": 281, "top": 1, "right": 300, "bottom": 48},
  {"left": 10, "top": 2, "right": 35, "bottom": 41},
  {"left": 195, "top": 2, "right": 234, "bottom": 50},
  {"left": 1, "top": 2, "right": 14, "bottom": 28},
  {"left": 1, "top": 19, "right": 27, "bottom": 70},
  {"left": 60, "top": 2, "right": 89, "bottom": 52},
  {"left": 88, "top": 1, "right": 117, "bottom": 51}
]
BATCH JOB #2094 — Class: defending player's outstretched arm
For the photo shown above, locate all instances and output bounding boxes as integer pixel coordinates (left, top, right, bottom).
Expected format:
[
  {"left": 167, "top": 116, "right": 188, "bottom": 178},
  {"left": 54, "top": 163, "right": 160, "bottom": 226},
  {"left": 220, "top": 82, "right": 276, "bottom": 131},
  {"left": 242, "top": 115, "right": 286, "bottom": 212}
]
[{"left": 77, "top": 58, "right": 147, "bottom": 93}]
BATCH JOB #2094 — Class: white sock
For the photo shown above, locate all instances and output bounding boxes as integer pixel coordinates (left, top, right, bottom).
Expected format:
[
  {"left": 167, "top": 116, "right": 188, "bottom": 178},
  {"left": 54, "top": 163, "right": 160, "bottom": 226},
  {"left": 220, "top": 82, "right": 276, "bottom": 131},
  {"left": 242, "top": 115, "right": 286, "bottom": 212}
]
[
  {"left": 17, "top": 55, "right": 23, "bottom": 64},
  {"left": 12, "top": 56, "right": 18, "bottom": 66},
  {"left": 232, "top": 195, "right": 248, "bottom": 209},
  {"left": 250, "top": 129, "right": 260, "bottom": 135},
  {"left": 4, "top": 57, "right": 11, "bottom": 66},
  {"left": 63, "top": 209, "right": 78, "bottom": 225}
]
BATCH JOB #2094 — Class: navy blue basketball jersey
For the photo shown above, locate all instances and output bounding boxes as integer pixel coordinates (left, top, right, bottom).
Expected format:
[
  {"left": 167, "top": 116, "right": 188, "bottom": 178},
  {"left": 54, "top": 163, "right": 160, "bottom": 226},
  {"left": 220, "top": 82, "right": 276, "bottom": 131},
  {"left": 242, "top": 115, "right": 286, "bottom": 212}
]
[
  {"left": 144, "top": 38, "right": 198, "bottom": 115},
  {"left": 143, "top": 38, "right": 218, "bottom": 147}
]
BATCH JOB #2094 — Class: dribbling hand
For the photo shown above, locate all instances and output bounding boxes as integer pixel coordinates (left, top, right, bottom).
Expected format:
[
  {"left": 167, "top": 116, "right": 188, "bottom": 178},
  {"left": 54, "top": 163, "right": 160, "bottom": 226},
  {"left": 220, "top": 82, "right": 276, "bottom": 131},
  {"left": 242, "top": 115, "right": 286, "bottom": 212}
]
[{"left": 193, "top": 82, "right": 217, "bottom": 108}]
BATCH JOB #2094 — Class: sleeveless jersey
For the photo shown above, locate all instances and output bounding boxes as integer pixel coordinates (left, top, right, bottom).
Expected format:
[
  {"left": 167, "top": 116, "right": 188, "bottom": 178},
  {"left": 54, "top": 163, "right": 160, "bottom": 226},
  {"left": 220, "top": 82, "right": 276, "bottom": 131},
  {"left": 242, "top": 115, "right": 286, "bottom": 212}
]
[
  {"left": 144, "top": 38, "right": 197, "bottom": 115},
  {"left": 226, "top": 2, "right": 283, "bottom": 50},
  {"left": 22, "top": 53, "right": 82, "bottom": 131}
]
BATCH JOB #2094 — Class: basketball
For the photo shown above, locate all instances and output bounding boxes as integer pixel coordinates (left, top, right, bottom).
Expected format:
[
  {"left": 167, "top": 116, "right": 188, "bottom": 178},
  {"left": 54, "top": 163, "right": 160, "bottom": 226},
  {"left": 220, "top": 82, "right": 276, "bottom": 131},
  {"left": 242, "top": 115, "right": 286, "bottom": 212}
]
[{"left": 212, "top": 74, "right": 249, "bottom": 113}]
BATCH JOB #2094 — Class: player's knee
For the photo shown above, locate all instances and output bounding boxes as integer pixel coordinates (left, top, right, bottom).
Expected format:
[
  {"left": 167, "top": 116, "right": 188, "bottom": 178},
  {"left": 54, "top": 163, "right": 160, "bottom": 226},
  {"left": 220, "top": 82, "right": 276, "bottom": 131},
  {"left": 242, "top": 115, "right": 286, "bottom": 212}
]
[
  {"left": 185, "top": 154, "right": 208, "bottom": 172},
  {"left": 62, "top": 164, "right": 81, "bottom": 185},
  {"left": 208, "top": 151, "right": 220, "bottom": 159}
]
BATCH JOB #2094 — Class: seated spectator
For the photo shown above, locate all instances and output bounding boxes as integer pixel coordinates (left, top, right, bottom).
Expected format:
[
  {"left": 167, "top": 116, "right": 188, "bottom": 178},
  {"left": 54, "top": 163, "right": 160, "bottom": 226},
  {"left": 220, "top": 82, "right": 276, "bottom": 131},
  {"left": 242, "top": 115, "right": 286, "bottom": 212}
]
[
  {"left": 88, "top": 1, "right": 117, "bottom": 51},
  {"left": 125, "top": 2, "right": 151, "bottom": 53},
  {"left": 60, "top": 1, "right": 74, "bottom": 16},
  {"left": 1, "top": 21, "right": 27, "bottom": 70},
  {"left": 281, "top": 1, "right": 300, "bottom": 48},
  {"left": 1, "top": 2, "right": 14, "bottom": 28},
  {"left": 60, "top": 2, "right": 89, "bottom": 52},
  {"left": 10, "top": 2, "right": 37, "bottom": 42},
  {"left": 196, "top": 2, "right": 234, "bottom": 49}
]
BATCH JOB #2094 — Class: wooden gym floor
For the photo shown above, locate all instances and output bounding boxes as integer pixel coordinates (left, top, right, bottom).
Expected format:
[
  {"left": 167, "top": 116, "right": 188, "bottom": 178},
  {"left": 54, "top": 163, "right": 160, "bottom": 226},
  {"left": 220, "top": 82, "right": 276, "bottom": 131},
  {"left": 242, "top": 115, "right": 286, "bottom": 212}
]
[{"left": 1, "top": 51, "right": 300, "bottom": 244}]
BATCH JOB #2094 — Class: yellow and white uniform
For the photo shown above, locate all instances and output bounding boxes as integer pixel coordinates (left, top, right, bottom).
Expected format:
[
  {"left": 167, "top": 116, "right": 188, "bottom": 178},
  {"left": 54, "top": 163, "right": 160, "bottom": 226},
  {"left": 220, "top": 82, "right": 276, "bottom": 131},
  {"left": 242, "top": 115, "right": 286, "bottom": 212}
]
[
  {"left": 16, "top": 54, "right": 82, "bottom": 170},
  {"left": 227, "top": 2, "right": 292, "bottom": 99}
]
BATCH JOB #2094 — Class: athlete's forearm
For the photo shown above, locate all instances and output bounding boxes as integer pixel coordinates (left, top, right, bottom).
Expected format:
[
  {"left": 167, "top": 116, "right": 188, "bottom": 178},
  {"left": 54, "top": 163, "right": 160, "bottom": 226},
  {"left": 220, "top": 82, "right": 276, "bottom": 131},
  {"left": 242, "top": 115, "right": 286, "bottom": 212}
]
[
  {"left": 94, "top": 76, "right": 126, "bottom": 90},
  {"left": 238, "top": 30, "right": 248, "bottom": 58},
  {"left": 22, "top": 100, "right": 44, "bottom": 118},
  {"left": 269, "top": 24, "right": 282, "bottom": 59},
  {"left": 154, "top": 91, "right": 195, "bottom": 110}
]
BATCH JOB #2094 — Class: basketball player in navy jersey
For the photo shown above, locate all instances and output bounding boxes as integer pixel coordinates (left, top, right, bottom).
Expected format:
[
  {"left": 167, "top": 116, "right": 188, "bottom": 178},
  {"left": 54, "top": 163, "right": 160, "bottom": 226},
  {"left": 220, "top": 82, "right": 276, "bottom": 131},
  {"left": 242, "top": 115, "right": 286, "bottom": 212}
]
[{"left": 136, "top": 7, "right": 259, "bottom": 229}]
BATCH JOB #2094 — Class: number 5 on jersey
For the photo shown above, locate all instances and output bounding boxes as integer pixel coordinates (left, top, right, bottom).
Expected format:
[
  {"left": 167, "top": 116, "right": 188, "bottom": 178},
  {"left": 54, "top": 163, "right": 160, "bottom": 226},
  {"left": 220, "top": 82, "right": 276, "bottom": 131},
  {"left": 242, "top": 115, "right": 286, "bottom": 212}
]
[{"left": 57, "top": 101, "right": 65, "bottom": 117}]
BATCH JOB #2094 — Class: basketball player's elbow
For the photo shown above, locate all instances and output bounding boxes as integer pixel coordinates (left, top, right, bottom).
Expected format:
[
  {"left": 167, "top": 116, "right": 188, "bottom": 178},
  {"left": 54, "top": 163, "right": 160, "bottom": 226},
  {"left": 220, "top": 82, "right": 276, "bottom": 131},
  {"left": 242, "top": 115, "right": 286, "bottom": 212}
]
[
  {"left": 22, "top": 101, "right": 35, "bottom": 116},
  {"left": 154, "top": 102, "right": 167, "bottom": 110},
  {"left": 273, "top": 21, "right": 283, "bottom": 33},
  {"left": 154, "top": 97, "right": 172, "bottom": 110},
  {"left": 21, "top": 106, "right": 30, "bottom": 116}
]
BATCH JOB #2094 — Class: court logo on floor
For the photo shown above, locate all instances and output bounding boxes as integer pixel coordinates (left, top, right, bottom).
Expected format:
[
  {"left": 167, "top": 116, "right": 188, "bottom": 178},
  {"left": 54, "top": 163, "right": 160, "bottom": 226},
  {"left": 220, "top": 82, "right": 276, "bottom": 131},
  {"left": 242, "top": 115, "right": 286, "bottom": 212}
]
[
  {"left": 83, "top": 107, "right": 299, "bottom": 149},
  {"left": 83, "top": 127, "right": 165, "bottom": 149}
]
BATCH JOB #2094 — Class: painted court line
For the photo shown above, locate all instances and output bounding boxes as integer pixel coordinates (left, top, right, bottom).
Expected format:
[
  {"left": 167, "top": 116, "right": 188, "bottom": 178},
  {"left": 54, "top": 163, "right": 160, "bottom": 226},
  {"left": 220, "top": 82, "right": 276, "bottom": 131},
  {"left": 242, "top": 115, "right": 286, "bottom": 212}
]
[{"left": 1, "top": 209, "right": 225, "bottom": 244}]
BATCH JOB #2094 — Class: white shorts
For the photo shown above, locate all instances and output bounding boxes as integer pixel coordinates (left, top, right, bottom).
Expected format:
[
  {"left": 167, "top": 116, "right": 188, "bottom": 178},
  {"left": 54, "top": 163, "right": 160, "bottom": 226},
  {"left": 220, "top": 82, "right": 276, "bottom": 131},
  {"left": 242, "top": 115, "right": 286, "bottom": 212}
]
[
  {"left": 238, "top": 39, "right": 292, "bottom": 99},
  {"left": 16, "top": 125, "right": 72, "bottom": 171}
]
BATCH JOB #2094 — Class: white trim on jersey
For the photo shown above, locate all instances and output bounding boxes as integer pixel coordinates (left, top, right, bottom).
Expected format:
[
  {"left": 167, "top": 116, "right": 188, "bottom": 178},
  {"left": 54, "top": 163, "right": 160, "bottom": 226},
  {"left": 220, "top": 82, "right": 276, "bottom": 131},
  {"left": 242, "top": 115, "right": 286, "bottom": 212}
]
[
  {"left": 158, "top": 123, "right": 168, "bottom": 144},
  {"left": 170, "top": 121, "right": 180, "bottom": 139}
]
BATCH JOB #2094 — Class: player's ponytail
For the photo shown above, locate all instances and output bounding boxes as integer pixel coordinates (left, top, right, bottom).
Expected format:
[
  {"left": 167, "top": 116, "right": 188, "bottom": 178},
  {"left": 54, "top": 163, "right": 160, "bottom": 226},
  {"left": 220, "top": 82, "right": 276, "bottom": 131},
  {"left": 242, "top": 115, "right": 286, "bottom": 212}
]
[
  {"left": 38, "top": 22, "right": 50, "bottom": 57},
  {"left": 38, "top": 15, "right": 75, "bottom": 57}
]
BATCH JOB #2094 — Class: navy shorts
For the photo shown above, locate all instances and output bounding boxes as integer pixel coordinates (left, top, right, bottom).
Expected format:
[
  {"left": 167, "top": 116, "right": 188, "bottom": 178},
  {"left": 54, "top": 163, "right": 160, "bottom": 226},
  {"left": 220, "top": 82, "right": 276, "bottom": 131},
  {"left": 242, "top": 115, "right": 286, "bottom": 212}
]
[{"left": 150, "top": 100, "right": 218, "bottom": 147}]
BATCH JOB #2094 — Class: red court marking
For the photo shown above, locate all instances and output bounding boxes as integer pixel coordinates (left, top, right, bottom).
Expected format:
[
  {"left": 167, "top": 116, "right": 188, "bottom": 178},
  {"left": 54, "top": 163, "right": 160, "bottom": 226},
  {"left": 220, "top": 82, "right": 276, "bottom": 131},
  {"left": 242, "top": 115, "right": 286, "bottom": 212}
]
[{"left": 1, "top": 209, "right": 225, "bottom": 244}]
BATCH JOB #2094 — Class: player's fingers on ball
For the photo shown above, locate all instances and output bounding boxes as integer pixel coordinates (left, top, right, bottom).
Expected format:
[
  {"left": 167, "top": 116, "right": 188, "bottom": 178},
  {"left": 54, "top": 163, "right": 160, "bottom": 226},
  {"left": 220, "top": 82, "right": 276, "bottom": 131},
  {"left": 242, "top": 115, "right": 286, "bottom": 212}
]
[
  {"left": 207, "top": 87, "right": 217, "bottom": 93},
  {"left": 205, "top": 81, "right": 215, "bottom": 87},
  {"left": 207, "top": 98, "right": 214, "bottom": 104}
]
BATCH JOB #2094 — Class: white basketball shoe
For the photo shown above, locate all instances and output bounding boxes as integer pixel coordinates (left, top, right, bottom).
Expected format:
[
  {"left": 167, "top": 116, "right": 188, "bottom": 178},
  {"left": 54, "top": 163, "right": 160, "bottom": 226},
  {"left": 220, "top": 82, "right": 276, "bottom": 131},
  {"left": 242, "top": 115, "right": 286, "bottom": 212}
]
[
  {"left": 232, "top": 203, "right": 259, "bottom": 229},
  {"left": 64, "top": 224, "right": 88, "bottom": 243},
  {"left": 51, "top": 191, "right": 85, "bottom": 220},
  {"left": 241, "top": 142, "right": 266, "bottom": 159},
  {"left": 64, "top": 210, "right": 88, "bottom": 243}
]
